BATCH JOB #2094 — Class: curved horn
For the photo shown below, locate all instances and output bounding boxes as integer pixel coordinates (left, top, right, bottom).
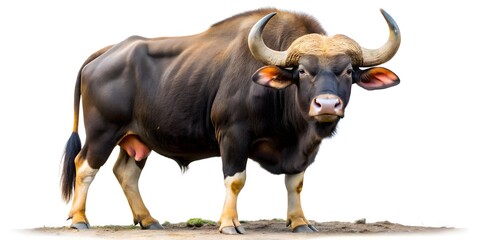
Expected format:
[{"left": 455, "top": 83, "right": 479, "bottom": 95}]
[
  {"left": 361, "top": 9, "right": 401, "bottom": 67},
  {"left": 248, "top": 12, "right": 288, "bottom": 66}
]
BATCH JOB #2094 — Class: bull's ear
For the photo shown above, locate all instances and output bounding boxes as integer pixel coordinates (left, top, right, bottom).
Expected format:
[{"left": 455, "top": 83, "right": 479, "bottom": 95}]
[
  {"left": 354, "top": 67, "right": 400, "bottom": 90},
  {"left": 252, "top": 65, "right": 295, "bottom": 89}
]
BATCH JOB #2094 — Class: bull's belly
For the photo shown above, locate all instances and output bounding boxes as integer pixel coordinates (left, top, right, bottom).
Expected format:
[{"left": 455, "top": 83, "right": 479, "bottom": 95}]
[
  {"left": 142, "top": 133, "right": 220, "bottom": 163},
  {"left": 119, "top": 134, "right": 219, "bottom": 161},
  {"left": 153, "top": 145, "right": 220, "bottom": 163},
  {"left": 131, "top": 114, "right": 220, "bottom": 163}
]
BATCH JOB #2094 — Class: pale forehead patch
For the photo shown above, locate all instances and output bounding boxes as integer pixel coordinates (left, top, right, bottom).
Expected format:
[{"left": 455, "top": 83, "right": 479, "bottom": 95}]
[{"left": 286, "top": 34, "right": 363, "bottom": 66}]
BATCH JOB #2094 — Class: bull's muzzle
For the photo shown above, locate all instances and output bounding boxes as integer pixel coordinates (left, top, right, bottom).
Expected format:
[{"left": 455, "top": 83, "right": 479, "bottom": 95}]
[{"left": 309, "top": 94, "right": 344, "bottom": 122}]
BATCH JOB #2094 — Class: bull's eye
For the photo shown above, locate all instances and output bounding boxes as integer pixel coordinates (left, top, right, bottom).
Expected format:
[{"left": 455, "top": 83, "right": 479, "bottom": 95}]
[
  {"left": 298, "top": 68, "right": 306, "bottom": 75},
  {"left": 345, "top": 69, "right": 353, "bottom": 76}
]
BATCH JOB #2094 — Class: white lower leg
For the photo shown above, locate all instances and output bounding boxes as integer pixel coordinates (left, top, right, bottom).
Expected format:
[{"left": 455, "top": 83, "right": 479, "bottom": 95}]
[
  {"left": 285, "top": 171, "right": 308, "bottom": 229},
  {"left": 113, "top": 156, "right": 155, "bottom": 226},
  {"left": 219, "top": 170, "right": 246, "bottom": 231},
  {"left": 69, "top": 159, "right": 98, "bottom": 225}
]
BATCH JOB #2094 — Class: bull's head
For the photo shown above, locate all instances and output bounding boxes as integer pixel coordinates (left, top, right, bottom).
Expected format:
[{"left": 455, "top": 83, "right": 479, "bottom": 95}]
[{"left": 248, "top": 9, "right": 401, "bottom": 123}]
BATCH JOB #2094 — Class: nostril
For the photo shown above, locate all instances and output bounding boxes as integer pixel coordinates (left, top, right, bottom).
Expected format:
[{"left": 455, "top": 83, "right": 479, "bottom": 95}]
[{"left": 334, "top": 99, "right": 342, "bottom": 109}]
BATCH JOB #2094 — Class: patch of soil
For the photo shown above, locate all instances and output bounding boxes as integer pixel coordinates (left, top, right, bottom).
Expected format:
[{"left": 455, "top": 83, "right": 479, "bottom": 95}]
[{"left": 30, "top": 219, "right": 454, "bottom": 240}]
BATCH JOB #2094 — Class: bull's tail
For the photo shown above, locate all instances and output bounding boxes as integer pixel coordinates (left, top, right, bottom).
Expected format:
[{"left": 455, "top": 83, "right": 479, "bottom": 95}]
[
  {"left": 61, "top": 134, "right": 81, "bottom": 202},
  {"left": 60, "top": 45, "right": 112, "bottom": 202},
  {"left": 60, "top": 68, "right": 82, "bottom": 203}
]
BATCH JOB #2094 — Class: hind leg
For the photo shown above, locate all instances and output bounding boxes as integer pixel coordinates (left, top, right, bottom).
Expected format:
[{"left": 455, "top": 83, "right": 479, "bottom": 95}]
[
  {"left": 67, "top": 116, "right": 121, "bottom": 228},
  {"left": 68, "top": 154, "right": 99, "bottom": 229},
  {"left": 113, "top": 149, "right": 162, "bottom": 229},
  {"left": 67, "top": 138, "right": 117, "bottom": 229}
]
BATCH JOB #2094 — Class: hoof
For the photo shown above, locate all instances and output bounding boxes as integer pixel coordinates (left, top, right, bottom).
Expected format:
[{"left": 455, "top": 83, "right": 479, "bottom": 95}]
[
  {"left": 236, "top": 225, "right": 246, "bottom": 234},
  {"left": 308, "top": 224, "right": 319, "bottom": 232},
  {"left": 141, "top": 222, "right": 164, "bottom": 230},
  {"left": 71, "top": 222, "right": 90, "bottom": 229},
  {"left": 293, "top": 224, "right": 318, "bottom": 233},
  {"left": 220, "top": 225, "right": 246, "bottom": 234}
]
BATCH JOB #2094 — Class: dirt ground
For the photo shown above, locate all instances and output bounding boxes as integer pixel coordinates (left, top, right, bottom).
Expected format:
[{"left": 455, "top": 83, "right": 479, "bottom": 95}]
[{"left": 28, "top": 219, "right": 455, "bottom": 240}]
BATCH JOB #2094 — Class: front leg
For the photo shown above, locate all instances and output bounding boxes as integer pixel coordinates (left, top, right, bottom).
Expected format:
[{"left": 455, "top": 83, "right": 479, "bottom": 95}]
[
  {"left": 216, "top": 126, "right": 249, "bottom": 234},
  {"left": 285, "top": 172, "right": 318, "bottom": 232},
  {"left": 219, "top": 170, "right": 246, "bottom": 234}
]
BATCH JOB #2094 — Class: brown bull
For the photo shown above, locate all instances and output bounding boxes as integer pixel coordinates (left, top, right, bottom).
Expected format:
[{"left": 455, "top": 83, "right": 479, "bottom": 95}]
[{"left": 61, "top": 8, "right": 401, "bottom": 234}]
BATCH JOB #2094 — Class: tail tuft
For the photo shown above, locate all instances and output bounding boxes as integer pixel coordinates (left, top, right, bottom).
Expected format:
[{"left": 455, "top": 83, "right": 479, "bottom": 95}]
[{"left": 60, "top": 132, "right": 81, "bottom": 202}]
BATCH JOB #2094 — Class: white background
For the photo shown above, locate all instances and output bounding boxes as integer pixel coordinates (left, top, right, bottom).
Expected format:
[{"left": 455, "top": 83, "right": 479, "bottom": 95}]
[{"left": 1, "top": 0, "right": 479, "bottom": 238}]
